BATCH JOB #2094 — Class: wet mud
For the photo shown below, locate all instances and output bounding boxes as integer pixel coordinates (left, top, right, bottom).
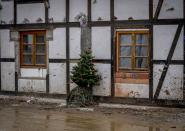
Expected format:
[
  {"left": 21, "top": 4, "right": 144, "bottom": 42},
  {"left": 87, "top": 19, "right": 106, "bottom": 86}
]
[{"left": 0, "top": 100, "right": 185, "bottom": 131}]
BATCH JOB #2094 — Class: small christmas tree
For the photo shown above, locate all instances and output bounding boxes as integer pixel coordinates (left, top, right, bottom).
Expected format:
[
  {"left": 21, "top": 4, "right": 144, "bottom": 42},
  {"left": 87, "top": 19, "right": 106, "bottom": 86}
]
[{"left": 67, "top": 50, "right": 101, "bottom": 106}]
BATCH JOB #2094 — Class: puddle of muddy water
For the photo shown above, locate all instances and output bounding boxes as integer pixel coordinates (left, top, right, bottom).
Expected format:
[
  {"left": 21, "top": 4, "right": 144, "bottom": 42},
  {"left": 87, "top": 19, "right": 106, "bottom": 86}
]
[{"left": 0, "top": 106, "right": 185, "bottom": 131}]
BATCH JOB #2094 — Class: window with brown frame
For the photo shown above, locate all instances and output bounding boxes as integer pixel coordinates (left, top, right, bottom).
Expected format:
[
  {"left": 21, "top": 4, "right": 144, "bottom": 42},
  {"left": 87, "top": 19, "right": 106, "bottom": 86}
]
[
  {"left": 116, "top": 30, "right": 149, "bottom": 71},
  {"left": 20, "top": 30, "right": 46, "bottom": 68}
]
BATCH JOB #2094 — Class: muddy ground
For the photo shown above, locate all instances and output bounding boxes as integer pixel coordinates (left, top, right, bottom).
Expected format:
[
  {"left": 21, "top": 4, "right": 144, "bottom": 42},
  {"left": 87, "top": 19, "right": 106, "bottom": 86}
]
[{"left": 0, "top": 98, "right": 185, "bottom": 131}]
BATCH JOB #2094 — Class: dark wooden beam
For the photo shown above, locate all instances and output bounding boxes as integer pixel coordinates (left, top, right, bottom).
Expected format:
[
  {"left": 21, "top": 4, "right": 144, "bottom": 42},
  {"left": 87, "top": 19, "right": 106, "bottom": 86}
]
[
  {"left": 149, "top": 0, "right": 153, "bottom": 20},
  {"left": 66, "top": 0, "right": 70, "bottom": 95},
  {"left": 154, "top": 0, "right": 164, "bottom": 19},
  {"left": 14, "top": 0, "right": 17, "bottom": 25},
  {"left": 0, "top": 19, "right": 184, "bottom": 30},
  {"left": 149, "top": 26, "right": 153, "bottom": 100},
  {"left": 88, "top": 0, "right": 91, "bottom": 23},
  {"left": 0, "top": 58, "right": 15, "bottom": 62},
  {"left": 149, "top": 0, "right": 153, "bottom": 100},
  {"left": 45, "top": 3, "right": 49, "bottom": 24},
  {"left": 152, "top": 19, "right": 183, "bottom": 25},
  {"left": 153, "top": 60, "right": 184, "bottom": 65},
  {"left": 46, "top": 74, "right": 49, "bottom": 93},
  {"left": 110, "top": 0, "right": 115, "bottom": 97},
  {"left": 16, "top": 0, "right": 44, "bottom": 4},
  {"left": 15, "top": 72, "right": 18, "bottom": 93},
  {"left": 183, "top": 0, "right": 185, "bottom": 101},
  {"left": 49, "top": 59, "right": 66, "bottom": 63},
  {"left": 154, "top": 23, "right": 183, "bottom": 99}
]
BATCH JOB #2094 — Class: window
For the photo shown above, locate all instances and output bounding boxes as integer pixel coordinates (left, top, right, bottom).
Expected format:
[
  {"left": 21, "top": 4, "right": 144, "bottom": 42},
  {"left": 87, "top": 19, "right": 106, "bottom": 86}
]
[
  {"left": 20, "top": 30, "right": 46, "bottom": 67},
  {"left": 116, "top": 30, "right": 149, "bottom": 71}
]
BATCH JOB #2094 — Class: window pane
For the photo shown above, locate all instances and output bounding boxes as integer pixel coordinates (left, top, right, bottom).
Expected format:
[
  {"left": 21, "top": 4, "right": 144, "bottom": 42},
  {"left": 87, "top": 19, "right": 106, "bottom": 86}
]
[
  {"left": 120, "top": 35, "right": 132, "bottom": 45},
  {"left": 23, "top": 55, "right": 32, "bottom": 64},
  {"left": 136, "top": 34, "right": 148, "bottom": 45},
  {"left": 36, "top": 55, "right": 45, "bottom": 64},
  {"left": 136, "top": 58, "right": 148, "bottom": 68},
  {"left": 23, "top": 45, "right": 32, "bottom": 53},
  {"left": 23, "top": 34, "right": 33, "bottom": 44},
  {"left": 120, "top": 58, "right": 131, "bottom": 68},
  {"left": 120, "top": 46, "right": 131, "bottom": 56},
  {"left": 36, "top": 45, "right": 45, "bottom": 53},
  {"left": 136, "top": 46, "right": 148, "bottom": 56},
  {"left": 36, "top": 35, "right": 45, "bottom": 43}
]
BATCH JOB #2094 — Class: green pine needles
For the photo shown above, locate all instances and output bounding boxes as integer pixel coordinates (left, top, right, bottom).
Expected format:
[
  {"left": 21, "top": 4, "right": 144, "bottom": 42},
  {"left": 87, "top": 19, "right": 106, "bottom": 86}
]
[
  {"left": 67, "top": 50, "right": 101, "bottom": 107},
  {"left": 71, "top": 50, "right": 101, "bottom": 88}
]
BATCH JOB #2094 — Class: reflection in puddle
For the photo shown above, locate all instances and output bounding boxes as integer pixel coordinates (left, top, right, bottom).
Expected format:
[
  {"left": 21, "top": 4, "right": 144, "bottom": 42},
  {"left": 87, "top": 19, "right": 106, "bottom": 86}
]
[{"left": 0, "top": 107, "right": 184, "bottom": 131}]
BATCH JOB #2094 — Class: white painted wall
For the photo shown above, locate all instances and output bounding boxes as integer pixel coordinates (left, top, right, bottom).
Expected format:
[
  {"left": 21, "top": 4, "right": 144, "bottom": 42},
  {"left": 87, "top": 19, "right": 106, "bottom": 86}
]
[
  {"left": 0, "top": 30, "right": 14, "bottom": 58},
  {"left": 153, "top": 64, "right": 183, "bottom": 100},
  {"left": 17, "top": 3, "right": 45, "bottom": 24},
  {"left": 91, "top": 0, "right": 110, "bottom": 21},
  {"left": 114, "top": 0, "right": 149, "bottom": 20},
  {"left": 20, "top": 68, "right": 47, "bottom": 78},
  {"left": 1, "top": 62, "right": 15, "bottom": 91},
  {"left": 153, "top": 25, "right": 184, "bottom": 60},
  {"left": 0, "top": 0, "right": 14, "bottom": 24},
  {"left": 93, "top": 64, "right": 111, "bottom": 96},
  {"left": 49, "top": 63, "right": 66, "bottom": 94},
  {"left": 49, "top": 0, "right": 66, "bottom": 22},
  {"left": 153, "top": 0, "right": 184, "bottom": 19},
  {"left": 18, "top": 79, "right": 46, "bottom": 93},
  {"left": 92, "top": 27, "right": 111, "bottom": 59},
  {"left": 69, "top": 0, "right": 87, "bottom": 22},
  {"left": 49, "top": 28, "right": 66, "bottom": 59},
  {"left": 115, "top": 83, "right": 149, "bottom": 98},
  {"left": 69, "top": 28, "right": 81, "bottom": 59}
]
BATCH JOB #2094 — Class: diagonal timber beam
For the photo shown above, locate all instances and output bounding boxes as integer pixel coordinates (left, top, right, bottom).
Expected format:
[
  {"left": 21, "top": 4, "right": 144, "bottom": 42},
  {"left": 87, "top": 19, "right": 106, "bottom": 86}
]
[
  {"left": 154, "top": 23, "right": 183, "bottom": 99},
  {"left": 154, "top": 0, "right": 164, "bottom": 19}
]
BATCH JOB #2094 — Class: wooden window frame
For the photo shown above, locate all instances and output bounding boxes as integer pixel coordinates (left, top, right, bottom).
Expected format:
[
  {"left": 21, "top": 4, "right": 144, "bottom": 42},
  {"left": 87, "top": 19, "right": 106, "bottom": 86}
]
[
  {"left": 116, "top": 30, "right": 150, "bottom": 72},
  {"left": 20, "top": 30, "right": 47, "bottom": 68}
]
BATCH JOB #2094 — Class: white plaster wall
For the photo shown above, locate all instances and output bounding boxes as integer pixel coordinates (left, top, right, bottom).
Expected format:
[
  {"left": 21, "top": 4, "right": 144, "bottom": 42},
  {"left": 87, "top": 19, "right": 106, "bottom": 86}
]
[
  {"left": 70, "top": 28, "right": 81, "bottom": 59},
  {"left": 92, "top": 27, "right": 111, "bottom": 59},
  {"left": 114, "top": 0, "right": 149, "bottom": 20},
  {"left": 1, "top": 62, "right": 15, "bottom": 91},
  {"left": 91, "top": 0, "right": 110, "bottom": 21},
  {"left": 69, "top": 0, "right": 87, "bottom": 22},
  {"left": 49, "top": 28, "right": 66, "bottom": 59},
  {"left": 153, "top": 0, "right": 183, "bottom": 19},
  {"left": 153, "top": 64, "right": 183, "bottom": 100},
  {"left": 20, "top": 68, "right": 47, "bottom": 78},
  {"left": 153, "top": 25, "right": 184, "bottom": 60},
  {"left": 0, "top": 0, "right": 13, "bottom": 24},
  {"left": 115, "top": 83, "right": 149, "bottom": 98},
  {"left": 93, "top": 64, "right": 111, "bottom": 96},
  {"left": 49, "top": 0, "right": 66, "bottom": 22},
  {"left": 18, "top": 79, "right": 46, "bottom": 93},
  {"left": 17, "top": 3, "right": 45, "bottom": 24},
  {"left": 0, "top": 30, "right": 14, "bottom": 58},
  {"left": 70, "top": 63, "right": 77, "bottom": 91},
  {"left": 49, "top": 63, "right": 66, "bottom": 94}
]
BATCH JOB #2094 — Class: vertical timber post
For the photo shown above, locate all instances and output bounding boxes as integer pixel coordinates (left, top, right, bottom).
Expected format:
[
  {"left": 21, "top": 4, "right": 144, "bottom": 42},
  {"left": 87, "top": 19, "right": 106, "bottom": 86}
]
[
  {"left": 183, "top": 0, "right": 185, "bottom": 101},
  {"left": 14, "top": 0, "right": 18, "bottom": 94},
  {"left": 45, "top": 0, "right": 49, "bottom": 24},
  {"left": 66, "top": 0, "right": 70, "bottom": 95},
  {"left": 0, "top": 32, "right": 1, "bottom": 92},
  {"left": 110, "top": 0, "right": 115, "bottom": 97},
  {"left": 45, "top": 0, "right": 49, "bottom": 94},
  {"left": 14, "top": 0, "right": 17, "bottom": 25},
  {"left": 149, "top": 0, "right": 153, "bottom": 101}
]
